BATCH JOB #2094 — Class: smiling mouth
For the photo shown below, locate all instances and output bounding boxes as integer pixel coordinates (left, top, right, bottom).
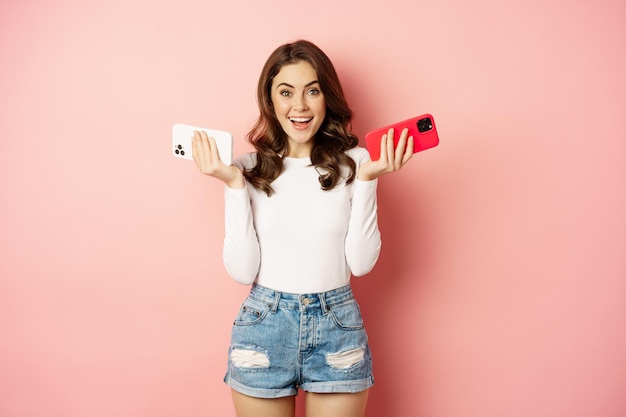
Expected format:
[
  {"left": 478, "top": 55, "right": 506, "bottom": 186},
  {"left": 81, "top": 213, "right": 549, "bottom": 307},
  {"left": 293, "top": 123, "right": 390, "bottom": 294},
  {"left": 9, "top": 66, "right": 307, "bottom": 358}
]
[
  {"left": 288, "top": 117, "right": 314, "bottom": 130},
  {"left": 289, "top": 117, "right": 313, "bottom": 124}
]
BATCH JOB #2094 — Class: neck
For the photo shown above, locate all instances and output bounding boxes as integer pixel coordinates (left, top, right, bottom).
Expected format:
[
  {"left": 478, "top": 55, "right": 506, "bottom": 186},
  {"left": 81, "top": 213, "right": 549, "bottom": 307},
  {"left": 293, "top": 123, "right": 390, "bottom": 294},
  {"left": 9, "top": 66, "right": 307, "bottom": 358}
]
[{"left": 286, "top": 141, "right": 313, "bottom": 158}]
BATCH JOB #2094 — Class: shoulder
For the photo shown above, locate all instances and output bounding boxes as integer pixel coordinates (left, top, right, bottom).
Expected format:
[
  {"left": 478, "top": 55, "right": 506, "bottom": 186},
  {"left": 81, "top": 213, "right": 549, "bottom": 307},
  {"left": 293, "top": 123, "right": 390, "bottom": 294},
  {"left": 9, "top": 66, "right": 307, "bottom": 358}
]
[
  {"left": 233, "top": 152, "right": 257, "bottom": 170},
  {"left": 346, "top": 146, "right": 372, "bottom": 167}
]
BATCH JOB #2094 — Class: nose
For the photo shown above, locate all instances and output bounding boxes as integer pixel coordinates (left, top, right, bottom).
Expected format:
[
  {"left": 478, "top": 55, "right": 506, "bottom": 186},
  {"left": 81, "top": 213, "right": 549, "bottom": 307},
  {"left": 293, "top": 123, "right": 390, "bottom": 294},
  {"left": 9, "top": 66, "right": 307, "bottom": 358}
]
[{"left": 294, "top": 93, "right": 309, "bottom": 111}]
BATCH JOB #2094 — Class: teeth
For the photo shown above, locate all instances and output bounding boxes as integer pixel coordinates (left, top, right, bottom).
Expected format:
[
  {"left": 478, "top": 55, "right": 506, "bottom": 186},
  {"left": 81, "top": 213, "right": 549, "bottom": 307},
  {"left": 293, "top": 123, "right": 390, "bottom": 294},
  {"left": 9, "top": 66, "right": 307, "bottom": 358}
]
[{"left": 289, "top": 117, "right": 312, "bottom": 123}]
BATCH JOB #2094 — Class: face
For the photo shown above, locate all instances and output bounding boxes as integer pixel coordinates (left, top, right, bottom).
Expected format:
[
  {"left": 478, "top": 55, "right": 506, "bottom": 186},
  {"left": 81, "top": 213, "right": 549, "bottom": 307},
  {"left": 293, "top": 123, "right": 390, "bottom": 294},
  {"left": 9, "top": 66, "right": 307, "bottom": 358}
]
[{"left": 271, "top": 61, "right": 326, "bottom": 157}]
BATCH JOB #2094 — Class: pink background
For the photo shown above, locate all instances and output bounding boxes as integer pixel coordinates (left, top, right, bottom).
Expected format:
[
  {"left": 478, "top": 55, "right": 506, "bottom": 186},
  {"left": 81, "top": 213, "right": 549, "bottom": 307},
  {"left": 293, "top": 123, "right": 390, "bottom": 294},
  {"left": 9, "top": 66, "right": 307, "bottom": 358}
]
[{"left": 1, "top": 1, "right": 625, "bottom": 416}]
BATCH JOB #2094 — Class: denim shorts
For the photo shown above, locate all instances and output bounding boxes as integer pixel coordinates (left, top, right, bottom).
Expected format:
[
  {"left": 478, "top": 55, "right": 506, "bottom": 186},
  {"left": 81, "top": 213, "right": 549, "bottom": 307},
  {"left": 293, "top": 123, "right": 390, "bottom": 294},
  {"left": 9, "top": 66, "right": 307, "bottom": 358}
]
[{"left": 223, "top": 283, "right": 374, "bottom": 398}]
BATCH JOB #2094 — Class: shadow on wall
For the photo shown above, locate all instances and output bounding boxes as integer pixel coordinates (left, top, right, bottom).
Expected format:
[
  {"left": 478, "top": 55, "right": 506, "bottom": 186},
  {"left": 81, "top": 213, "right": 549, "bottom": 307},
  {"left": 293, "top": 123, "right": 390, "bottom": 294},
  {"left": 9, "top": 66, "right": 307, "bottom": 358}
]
[
  {"left": 352, "top": 113, "right": 563, "bottom": 416},
  {"left": 330, "top": 59, "right": 443, "bottom": 417},
  {"left": 355, "top": 170, "right": 441, "bottom": 417}
]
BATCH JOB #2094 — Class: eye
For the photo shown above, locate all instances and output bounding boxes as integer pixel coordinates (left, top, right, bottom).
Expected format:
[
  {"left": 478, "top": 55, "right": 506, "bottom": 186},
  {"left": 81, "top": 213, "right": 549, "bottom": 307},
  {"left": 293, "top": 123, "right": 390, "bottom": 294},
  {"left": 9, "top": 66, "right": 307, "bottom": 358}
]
[
  {"left": 280, "top": 90, "right": 292, "bottom": 97},
  {"left": 307, "top": 88, "right": 320, "bottom": 96}
]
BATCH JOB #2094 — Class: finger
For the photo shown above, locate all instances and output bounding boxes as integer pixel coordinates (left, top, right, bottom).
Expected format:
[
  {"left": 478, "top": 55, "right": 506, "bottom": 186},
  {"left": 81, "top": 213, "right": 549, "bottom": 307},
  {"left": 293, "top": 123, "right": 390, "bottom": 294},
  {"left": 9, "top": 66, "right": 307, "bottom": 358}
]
[
  {"left": 199, "top": 130, "right": 214, "bottom": 159},
  {"left": 192, "top": 130, "right": 212, "bottom": 169},
  {"left": 192, "top": 130, "right": 203, "bottom": 160},
  {"left": 385, "top": 128, "right": 395, "bottom": 165},
  {"left": 378, "top": 133, "right": 389, "bottom": 162},
  {"left": 402, "top": 136, "right": 414, "bottom": 165},
  {"left": 394, "top": 128, "right": 409, "bottom": 167},
  {"left": 199, "top": 130, "right": 209, "bottom": 145},
  {"left": 208, "top": 136, "right": 221, "bottom": 162}
]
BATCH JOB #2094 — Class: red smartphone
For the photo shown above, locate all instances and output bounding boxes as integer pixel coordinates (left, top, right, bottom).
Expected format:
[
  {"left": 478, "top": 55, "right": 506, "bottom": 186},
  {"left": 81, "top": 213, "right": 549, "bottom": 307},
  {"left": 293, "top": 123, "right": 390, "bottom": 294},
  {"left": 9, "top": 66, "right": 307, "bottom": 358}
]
[{"left": 365, "top": 114, "right": 439, "bottom": 161}]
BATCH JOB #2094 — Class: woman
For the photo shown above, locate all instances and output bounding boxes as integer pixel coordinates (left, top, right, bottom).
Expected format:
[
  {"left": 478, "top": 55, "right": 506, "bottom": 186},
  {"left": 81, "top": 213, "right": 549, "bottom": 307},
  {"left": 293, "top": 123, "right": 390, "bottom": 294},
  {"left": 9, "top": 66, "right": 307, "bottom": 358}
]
[{"left": 192, "top": 40, "right": 413, "bottom": 417}]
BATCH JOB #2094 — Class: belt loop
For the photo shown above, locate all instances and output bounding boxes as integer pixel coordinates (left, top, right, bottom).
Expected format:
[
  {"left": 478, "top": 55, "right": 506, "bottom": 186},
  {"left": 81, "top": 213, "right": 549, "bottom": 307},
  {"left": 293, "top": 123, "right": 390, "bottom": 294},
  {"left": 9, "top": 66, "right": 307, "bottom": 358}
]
[
  {"left": 271, "top": 290, "right": 280, "bottom": 313},
  {"left": 319, "top": 291, "right": 330, "bottom": 315}
]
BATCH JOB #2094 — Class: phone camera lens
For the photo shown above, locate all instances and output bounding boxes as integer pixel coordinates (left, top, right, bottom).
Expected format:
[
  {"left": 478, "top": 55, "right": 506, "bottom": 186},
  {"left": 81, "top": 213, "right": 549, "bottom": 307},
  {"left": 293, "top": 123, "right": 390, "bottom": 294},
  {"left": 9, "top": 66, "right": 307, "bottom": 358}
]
[
  {"left": 417, "top": 117, "right": 433, "bottom": 133},
  {"left": 180, "top": 151, "right": 185, "bottom": 156},
  {"left": 177, "top": 144, "right": 183, "bottom": 149},
  {"left": 175, "top": 149, "right": 180, "bottom": 155}
]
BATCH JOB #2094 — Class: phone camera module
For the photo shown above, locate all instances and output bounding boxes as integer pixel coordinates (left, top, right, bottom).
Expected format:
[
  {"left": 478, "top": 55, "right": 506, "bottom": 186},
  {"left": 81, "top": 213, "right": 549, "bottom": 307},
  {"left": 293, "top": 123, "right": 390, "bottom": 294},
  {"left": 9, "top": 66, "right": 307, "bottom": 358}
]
[{"left": 417, "top": 117, "right": 433, "bottom": 133}]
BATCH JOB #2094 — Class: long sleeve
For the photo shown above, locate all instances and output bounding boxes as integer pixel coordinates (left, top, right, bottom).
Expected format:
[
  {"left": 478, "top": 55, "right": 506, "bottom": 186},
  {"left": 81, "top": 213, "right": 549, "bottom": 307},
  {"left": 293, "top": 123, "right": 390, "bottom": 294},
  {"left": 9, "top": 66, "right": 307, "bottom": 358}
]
[
  {"left": 344, "top": 178, "right": 382, "bottom": 277},
  {"left": 222, "top": 185, "right": 260, "bottom": 284},
  {"left": 224, "top": 148, "right": 380, "bottom": 293}
]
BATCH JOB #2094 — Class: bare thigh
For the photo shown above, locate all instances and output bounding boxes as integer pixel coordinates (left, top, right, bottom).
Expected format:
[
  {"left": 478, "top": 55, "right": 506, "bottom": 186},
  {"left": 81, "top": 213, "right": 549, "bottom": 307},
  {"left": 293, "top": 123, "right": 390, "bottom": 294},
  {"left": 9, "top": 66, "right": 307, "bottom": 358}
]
[
  {"left": 231, "top": 389, "right": 295, "bottom": 417},
  {"left": 305, "top": 389, "right": 369, "bottom": 417}
]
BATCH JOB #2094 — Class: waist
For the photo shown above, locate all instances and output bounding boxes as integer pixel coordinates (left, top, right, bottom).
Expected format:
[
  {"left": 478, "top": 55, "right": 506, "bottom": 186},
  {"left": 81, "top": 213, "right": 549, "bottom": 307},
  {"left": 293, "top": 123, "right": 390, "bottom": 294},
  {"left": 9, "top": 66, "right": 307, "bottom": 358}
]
[{"left": 248, "top": 283, "right": 356, "bottom": 311}]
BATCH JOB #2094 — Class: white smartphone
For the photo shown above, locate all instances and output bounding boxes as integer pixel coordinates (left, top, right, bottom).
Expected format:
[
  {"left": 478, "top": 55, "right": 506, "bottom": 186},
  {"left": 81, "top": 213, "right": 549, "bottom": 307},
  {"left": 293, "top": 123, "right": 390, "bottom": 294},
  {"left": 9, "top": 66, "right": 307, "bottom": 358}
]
[{"left": 172, "top": 123, "right": 233, "bottom": 165}]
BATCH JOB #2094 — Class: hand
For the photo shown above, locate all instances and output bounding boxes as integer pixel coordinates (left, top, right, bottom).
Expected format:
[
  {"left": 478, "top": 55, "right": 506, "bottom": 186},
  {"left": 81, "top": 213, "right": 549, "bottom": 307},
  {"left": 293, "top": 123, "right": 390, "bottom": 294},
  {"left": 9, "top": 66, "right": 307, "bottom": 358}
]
[
  {"left": 358, "top": 128, "right": 414, "bottom": 181},
  {"left": 192, "top": 130, "right": 244, "bottom": 189}
]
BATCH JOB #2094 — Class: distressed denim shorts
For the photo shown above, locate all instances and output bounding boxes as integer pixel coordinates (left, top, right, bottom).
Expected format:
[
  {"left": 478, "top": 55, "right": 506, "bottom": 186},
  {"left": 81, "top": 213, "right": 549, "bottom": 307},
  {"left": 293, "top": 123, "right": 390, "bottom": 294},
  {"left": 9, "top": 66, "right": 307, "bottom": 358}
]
[{"left": 224, "top": 283, "right": 374, "bottom": 398}]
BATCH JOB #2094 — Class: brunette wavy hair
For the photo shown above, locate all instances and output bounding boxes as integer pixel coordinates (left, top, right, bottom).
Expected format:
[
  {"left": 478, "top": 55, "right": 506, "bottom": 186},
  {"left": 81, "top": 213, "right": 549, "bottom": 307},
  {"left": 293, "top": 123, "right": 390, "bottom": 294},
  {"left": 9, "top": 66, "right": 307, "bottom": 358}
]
[{"left": 244, "top": 40, "right": 359, "bottom": 196}]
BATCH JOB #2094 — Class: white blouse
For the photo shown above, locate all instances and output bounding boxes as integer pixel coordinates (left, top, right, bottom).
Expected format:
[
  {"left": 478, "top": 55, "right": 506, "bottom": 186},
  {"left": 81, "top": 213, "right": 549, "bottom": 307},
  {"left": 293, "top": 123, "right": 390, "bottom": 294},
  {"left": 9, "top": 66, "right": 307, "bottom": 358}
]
[{"left": 222, "top": 147, "right": 381, "bottom": 294}]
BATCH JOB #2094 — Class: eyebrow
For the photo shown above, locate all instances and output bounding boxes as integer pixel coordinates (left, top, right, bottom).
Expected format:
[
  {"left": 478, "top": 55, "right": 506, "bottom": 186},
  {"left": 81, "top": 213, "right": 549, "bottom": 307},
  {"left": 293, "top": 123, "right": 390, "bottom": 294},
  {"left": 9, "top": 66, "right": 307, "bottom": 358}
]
[{"left": 275, "top": 80, "right": 320, "bottom": 89}]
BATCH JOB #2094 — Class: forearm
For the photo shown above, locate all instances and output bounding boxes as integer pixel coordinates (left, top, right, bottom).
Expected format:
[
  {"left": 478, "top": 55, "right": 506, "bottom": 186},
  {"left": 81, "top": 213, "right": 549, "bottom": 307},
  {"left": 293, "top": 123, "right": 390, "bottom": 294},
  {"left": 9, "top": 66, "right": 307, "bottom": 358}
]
[
  {"left": 345, "top": 179, "right": 382, "bottom": 276},
  {"left": 222, "top": 186, "right": 260, "bottom": 284}
]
